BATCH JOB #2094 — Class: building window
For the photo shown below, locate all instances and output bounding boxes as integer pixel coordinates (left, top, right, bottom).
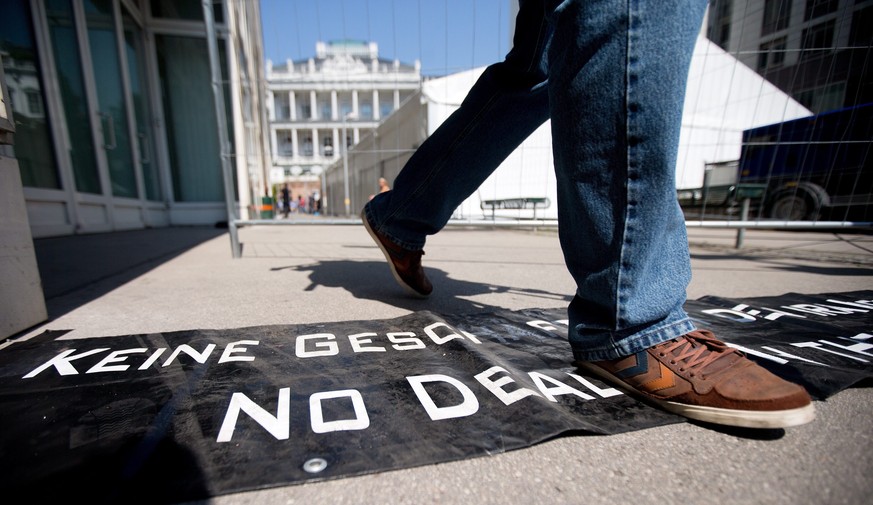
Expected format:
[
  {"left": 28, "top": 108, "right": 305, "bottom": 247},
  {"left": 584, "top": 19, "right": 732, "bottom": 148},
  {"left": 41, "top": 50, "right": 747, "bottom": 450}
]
[
  {"left": 805, "top": 0, "right": 838, "bottom": 21},
  {"left": 25, "top": 89, "right": 43, "bottom": 116},
  {"left": 0, "top": 0, "right": 60, "bottom": 189},
  {"left": 796, "top": 82, "right": 845, "bottom": 112},
  {"left": 302, "top": 137, "right": 313, "bottom": 156},
  {"left": 322, "top": 136, "right": 334, "bottom": 157},
  {"left": 339, "top": 98, "right": 352, "bottom": 118},
  {"left": 380, "top": 101, "right": 393, "bottom": 119},
  {"left": 299, "top": 103, "right": 311, "bottom": 120},
  {"left": 278, "top": 132, "right": 293, "bottom": 156},
  {"left": 757, "top": 37, "right": 787, "bottom": 71},
  {"left": 360, "top": 101, "right": 373, "bottom": 120},
  {"left": 708, "top": 0, "right": 732, "bottom": 50},
  {"left": 762, "top": 0, "right": 791, "bottom": 35},
  {"left": 274, "top": 95, "right": 288, "bottom": 120},
  {"left": 801, "top": 19, "right": 835, "bottom": 60},
  {"left": 151, "top": 0, "right": 224, "bottom": 24},
  {"left": 849, "top": 5, "right": 873, "bottom": 47},
  {"left": 318, "top": 96, "right": 331, "bottom": 120}
]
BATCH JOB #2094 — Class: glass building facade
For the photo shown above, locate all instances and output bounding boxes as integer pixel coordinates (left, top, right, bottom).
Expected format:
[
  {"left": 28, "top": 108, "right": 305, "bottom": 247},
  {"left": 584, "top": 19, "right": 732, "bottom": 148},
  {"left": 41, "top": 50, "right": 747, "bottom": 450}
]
[{"left": 0, "top": 0, "right": 269, "bottom": 237}]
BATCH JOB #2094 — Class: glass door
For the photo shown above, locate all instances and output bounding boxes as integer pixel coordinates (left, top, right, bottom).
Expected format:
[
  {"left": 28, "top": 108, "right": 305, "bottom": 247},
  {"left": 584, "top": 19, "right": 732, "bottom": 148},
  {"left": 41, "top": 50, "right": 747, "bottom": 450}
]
[
  {"left": 121, "top": 3, "right": 161, "bottom": 201},
  {"left": 45, "top": 0, "right": 103, "bottom": 195},
  {"left": 155, "top": 34, "right": 225, "bottom": 202},
  {"left": 82, "top": 0, "right": 137, "bottom": 199}
]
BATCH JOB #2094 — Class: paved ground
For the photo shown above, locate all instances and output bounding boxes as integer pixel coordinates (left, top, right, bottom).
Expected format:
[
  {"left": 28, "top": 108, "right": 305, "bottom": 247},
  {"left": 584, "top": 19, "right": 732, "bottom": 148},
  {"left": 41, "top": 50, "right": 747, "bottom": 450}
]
[{"left": 9, "top": 222, "right": 873, "bottom": 505}]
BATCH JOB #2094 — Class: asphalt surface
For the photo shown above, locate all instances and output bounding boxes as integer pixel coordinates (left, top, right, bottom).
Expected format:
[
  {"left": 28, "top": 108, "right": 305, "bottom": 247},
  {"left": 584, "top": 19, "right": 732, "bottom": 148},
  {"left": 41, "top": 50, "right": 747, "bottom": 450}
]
[{"left": 10, "top": 221, "right": 873, "bottom": 505}]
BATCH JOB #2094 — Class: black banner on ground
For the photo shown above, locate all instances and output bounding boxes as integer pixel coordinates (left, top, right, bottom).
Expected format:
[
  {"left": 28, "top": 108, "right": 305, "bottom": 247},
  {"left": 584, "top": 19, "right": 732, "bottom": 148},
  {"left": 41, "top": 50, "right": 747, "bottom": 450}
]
[{"left": 1, "top": 291, "right": 871, "bottom": 503}]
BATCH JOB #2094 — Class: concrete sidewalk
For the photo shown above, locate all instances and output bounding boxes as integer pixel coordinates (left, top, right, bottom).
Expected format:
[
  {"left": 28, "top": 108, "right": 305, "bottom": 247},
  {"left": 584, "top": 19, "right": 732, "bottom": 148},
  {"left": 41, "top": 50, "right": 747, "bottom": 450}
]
[{"left": 9, "top": 223, "right": 873, "bottom": 505}]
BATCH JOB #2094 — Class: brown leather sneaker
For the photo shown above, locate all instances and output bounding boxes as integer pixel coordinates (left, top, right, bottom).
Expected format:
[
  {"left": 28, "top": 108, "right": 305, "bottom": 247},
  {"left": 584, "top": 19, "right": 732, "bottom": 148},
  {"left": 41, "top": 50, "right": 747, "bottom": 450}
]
[
  {"left": 576, "top": 330, "right": 814, "bottom": 428},
  {"left": 362, "top": 209, "right": 433, "bottom": 298}
]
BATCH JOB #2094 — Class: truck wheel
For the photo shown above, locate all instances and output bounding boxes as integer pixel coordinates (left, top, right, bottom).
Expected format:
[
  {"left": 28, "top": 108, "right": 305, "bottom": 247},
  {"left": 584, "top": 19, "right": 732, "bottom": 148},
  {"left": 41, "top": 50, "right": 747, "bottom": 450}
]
[
  {"left": 766, "top": 184, "right": 827, "bottom": 220},
  {"left": 768, "top": 194, "right": 810, "bottom": 220}
]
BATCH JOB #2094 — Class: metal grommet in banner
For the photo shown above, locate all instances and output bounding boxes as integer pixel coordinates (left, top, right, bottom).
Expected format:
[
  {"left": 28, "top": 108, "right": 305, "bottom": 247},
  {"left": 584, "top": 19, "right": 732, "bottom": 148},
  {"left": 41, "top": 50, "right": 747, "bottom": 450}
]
[{"left": 302, "top": 458, "right": 328, "bottom": 474}]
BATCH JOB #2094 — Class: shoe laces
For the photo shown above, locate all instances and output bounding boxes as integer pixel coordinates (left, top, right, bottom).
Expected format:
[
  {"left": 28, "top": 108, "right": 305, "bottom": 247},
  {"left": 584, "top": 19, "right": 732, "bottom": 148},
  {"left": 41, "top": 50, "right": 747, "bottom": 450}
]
[{"left": 657, "top": 330, "right": 738, "bottom": 378}]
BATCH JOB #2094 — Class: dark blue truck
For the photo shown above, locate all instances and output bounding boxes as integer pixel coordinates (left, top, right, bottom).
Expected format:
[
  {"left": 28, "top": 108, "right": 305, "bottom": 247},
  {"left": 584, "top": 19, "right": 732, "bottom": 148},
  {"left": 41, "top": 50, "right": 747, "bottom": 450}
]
[{"left": 737, "top": 103, "right": 873, "bottom": 221}]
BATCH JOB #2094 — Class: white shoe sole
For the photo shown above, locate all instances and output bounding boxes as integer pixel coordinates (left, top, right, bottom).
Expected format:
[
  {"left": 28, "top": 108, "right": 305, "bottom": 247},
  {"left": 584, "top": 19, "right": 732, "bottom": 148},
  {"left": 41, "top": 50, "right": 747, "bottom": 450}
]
[
  {"left": 361, "top": 210, "right": 429, "bottom": 299},
  {"left": 576, "top": 361, "right": 815, "bottom": 429}
]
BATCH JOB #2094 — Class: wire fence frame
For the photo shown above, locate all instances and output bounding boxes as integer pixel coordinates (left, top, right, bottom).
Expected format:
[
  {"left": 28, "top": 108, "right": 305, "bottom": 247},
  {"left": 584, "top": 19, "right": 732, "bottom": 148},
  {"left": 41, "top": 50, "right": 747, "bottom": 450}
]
[
  {"left": 238, "top": 1, "right": 873, "bottom": 258},
  {"left": 226, "top": 216, "right": 873, "bottom": 258}
]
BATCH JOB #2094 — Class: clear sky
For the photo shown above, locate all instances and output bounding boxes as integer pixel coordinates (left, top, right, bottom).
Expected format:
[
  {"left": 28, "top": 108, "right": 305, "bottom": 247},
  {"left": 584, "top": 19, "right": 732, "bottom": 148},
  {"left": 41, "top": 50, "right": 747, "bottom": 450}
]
[{"left": 260, "top": 0, "right": 513, "bottom": 77}]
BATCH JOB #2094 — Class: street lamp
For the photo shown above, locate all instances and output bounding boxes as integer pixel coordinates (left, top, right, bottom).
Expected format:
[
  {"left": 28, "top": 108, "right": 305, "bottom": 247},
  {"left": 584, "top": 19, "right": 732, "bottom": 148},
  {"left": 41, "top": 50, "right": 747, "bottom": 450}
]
[{"left": 341, "top": 112, "right": 357, "bottom": 216}]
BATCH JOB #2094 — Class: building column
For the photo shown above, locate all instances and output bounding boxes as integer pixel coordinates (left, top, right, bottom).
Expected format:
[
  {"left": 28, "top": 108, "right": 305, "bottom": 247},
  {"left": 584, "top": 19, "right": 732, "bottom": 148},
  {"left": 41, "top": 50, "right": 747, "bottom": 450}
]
[
  {"left": 372, "top": 90, "right": 380, "bottom": 120},
  {"left": 353, "top": 128, "right": 360, "bottom": 144},
  {"left": 352, "top": 90, "right": 359, "bottom": 117},
  {"left": 312, "top": 128, "right": 319, "bottom": 157},
  {"left": 291, "top": 129, "right": 299, "bottom": 157},
  {"left": 289, "top": 91, "right": 297, "bottom": 121},
  {"left": 266, "top": 90, "right": 275, "bottom": 120},
  {"left": 331, "top": 90, "right": 338, "bottom": 120},
  {"left": 333, "top": 128, "right": 340, "bottom": 158},
  {"left": 270, "top": 127, "right": 279, "bottom": 159},
  {"left": 394, "top": 89, "right": 400, "bottom": 110},
  {"left": 309, "top": 91, "right": 317, "bottom": 120}
]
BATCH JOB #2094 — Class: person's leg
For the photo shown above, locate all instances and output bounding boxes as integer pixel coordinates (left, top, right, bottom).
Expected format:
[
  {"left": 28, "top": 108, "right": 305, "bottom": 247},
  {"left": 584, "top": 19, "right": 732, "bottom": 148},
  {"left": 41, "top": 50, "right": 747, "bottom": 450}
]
[
  {"left": 546, "top": 0, "right": 703, "bottom": 360},
  {"left": 364, "top": 0, "right": 552, "bottom": 251},
  {"left": 546, "top": 0, "right": 813, "bottom": 428}
]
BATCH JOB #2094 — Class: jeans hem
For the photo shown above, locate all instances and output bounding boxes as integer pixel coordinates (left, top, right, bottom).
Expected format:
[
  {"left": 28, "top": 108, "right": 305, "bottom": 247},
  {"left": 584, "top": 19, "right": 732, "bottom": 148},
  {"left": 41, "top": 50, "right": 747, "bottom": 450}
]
[
  {"left": 363, "top": 203, "right": 426, "bottom": 251},
  {"left": 570, "top": 317, "right": 696, "bottom": 362}
]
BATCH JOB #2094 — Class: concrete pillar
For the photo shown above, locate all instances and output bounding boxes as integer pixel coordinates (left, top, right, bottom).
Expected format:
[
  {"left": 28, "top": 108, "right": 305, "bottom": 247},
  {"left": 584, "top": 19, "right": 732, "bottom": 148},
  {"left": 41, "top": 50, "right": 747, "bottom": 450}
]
[
  {"left": 289, "top": 91, "right": 297, "bottom": 121},
  {"left": 291, "top": 129, "right": 299, "bottom": 157},
  {"left": 0, "top": 152, "right": 47, "bottom": 337},
  {"left": 352, "top": 90, "right": 359, "bottom": 117},
  {"left": 310, "top": 91, "right": 317, "bottom": 120},
  {"left": 332, "top": 128, "right": 340, "bottom": 158},
  {"left": 270, "top": 128, "right": 279, "bottom": 159},
  {"left": 373, "top": 90, "right": 380, "bottom": 120},
  {"left": 394, "top": 89, "right": 400, "bottom": 110}
]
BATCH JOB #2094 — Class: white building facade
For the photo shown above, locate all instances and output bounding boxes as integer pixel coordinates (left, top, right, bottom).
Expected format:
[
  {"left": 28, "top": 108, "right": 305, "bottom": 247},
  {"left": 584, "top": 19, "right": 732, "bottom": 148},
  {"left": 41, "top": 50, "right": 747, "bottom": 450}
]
[{"left": 265, "top": 40, "right": 421, "bottom": 208}]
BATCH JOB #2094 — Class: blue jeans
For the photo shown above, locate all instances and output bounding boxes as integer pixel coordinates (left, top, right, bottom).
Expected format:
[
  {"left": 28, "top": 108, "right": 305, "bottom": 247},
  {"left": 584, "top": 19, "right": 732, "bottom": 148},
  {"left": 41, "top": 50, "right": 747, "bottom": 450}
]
[{"left": 365, "top": 0, "right": 707, "bottom": 361}]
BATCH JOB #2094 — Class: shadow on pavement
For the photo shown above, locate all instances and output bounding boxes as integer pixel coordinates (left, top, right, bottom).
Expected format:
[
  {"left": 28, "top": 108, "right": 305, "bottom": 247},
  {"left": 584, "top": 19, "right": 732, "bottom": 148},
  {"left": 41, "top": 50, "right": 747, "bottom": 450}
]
[
  {"left": 274, "top": 259, "right": 573, "bottom": 315},
  {"left": 691, "top": 252, "right": 873, "bottom": 276},
  {"left": 32, "top": 227, "right": 227, "bottom": 322},
  {"left": 689, "top": 422, "right": 786, "bottom": 440}
]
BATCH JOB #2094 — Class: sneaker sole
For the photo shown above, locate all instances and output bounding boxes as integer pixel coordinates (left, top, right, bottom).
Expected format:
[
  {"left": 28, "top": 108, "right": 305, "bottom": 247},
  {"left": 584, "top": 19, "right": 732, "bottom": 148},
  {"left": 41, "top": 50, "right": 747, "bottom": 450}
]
[
  {"left": 361, "top": 210, "right": 430, "bottom": 299},
  {"left": 575, "top": 361, "right": 815, "bottom": 429}
]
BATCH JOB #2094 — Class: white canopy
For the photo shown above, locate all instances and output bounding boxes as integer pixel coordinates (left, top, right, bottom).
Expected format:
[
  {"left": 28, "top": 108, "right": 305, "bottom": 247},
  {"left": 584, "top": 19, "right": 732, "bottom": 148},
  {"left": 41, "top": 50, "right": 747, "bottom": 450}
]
[{"left": 419, "top": 36, "right": 812, "bottom": 219}]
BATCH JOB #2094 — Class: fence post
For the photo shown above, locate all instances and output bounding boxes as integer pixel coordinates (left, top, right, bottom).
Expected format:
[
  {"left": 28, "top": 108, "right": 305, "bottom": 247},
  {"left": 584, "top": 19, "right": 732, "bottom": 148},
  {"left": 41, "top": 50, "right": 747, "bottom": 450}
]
[
  {"left": 203, "top": 0, "right": 239, "bottom": 257},
  {"left": 735, "top": 197, "right": 751, "bottom": 248}
]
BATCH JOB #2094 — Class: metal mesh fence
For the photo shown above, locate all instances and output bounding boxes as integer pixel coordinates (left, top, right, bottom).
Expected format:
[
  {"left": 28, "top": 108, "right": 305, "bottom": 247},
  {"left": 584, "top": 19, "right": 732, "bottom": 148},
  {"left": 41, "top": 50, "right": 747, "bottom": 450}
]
[{"left": 240, "top": 0, "right": 873, "bottom": 258}]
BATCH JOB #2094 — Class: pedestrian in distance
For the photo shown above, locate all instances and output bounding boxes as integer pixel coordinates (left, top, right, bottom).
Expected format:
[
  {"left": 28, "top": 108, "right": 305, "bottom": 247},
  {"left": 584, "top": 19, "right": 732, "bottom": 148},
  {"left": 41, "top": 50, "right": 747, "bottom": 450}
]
[
  {"left": 370, "top": 177, "right": 392, "bottom": 201},
  {"left": 281, "top": 183, "right": 291, "bottom": 219},
  {"left": 361, "top": 0, "right": 814, "bottom": 429}
]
